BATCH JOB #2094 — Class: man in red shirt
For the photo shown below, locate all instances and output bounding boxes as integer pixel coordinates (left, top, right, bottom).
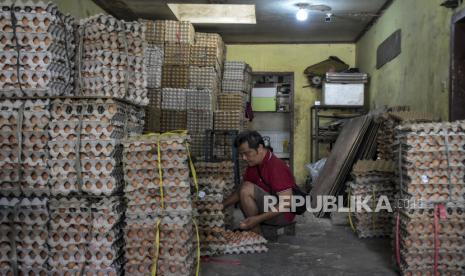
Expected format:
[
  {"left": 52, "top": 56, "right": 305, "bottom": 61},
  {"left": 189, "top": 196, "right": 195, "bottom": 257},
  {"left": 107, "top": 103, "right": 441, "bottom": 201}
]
[{"left": 222, "top": 130, "right": 296, "bottom": 234}]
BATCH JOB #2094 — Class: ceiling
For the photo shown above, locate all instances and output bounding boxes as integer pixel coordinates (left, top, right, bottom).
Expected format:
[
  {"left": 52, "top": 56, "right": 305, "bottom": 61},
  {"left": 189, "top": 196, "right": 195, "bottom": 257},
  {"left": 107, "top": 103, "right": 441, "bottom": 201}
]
[{"left": 92, "top": 0, "right": 392, "bottom": 44}]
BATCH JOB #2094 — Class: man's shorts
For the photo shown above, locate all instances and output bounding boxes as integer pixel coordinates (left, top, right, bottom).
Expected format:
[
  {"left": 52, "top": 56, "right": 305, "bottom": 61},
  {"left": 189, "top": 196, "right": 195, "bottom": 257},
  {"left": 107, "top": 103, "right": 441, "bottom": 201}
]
[{"left": 252, "top": 185, "right": 290, "bottom": 226}]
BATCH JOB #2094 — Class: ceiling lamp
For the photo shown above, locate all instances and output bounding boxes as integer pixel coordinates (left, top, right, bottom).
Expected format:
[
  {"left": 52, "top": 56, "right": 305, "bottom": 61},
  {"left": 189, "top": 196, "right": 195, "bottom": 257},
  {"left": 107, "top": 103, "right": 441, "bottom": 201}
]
[{"left": 296, "top": 3, "right": 309, "bottom": 21}]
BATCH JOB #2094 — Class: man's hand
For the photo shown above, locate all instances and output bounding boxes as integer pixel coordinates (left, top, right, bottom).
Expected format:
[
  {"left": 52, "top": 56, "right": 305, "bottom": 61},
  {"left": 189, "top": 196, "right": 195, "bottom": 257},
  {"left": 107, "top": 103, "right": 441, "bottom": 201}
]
[{"left": 239, "top": 215, "right": 261, "bottom": 230}]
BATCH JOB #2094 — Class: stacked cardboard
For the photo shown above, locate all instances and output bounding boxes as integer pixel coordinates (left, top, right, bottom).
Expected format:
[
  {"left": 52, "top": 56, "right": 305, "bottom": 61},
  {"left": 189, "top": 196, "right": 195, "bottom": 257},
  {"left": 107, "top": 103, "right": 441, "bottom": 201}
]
[
  {"left": 79, "top": 14, "right": 148, "bottom": 105},
  {"left": 0, "top": 197, "right": 49, "bottom": 275},
  {"left": 393, "top": 121, "right": 465, "bottom": 275},
  {"left": 123, "top": 133, "right": 198, "bottom": 275},
  {"left": 0, "top": 0, "right": 76, "bottom": 97},
  {"left": 195, "top": 161, "right": 236, "bottom": 255},
  {"left": 349, "top": 160, "right": 395, "bottom": 238}
]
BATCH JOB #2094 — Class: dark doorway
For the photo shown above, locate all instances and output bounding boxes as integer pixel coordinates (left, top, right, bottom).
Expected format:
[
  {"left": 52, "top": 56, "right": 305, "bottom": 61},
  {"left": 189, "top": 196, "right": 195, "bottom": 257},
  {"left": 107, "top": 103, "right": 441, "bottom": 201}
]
[{"left": 451, "top": 8, "right": 465, "bottom": 120}]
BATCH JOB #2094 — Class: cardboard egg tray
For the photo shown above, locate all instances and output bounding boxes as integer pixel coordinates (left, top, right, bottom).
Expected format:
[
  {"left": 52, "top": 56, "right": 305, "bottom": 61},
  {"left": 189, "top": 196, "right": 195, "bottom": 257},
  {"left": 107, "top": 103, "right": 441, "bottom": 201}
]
[
  {"left": 161, "top": 110, "right": 187, "bottom": 132},
  {"left": 78, "top": 14, "right": 148, "bottom": 106},
  {"left": 214, "top": 110, "right": 245, "bottom": 131},
  {"left": 0, "top": 99, "right": 50, "bottom": 197},
  {"left": 188, "top": 131, "right": 205, "bottom": 158},
  {"left": 393, "top": 121, "right": 465, "bottom": 275},
  {"left": 218, "top": 92, "right": 246, "bottom": 112},
  {"left": 48, "top": 98, "right": 143, "bottom": 196},
  {"left": 188, "top": 66, "right": 220, "bottom": 91},
  {"left": 123, "top": 133, "right": 198, "bottom": 275},
  {"left": 186, "top": 88, "right": 215, "bottom": 110},
  {"left": 187, "top": 110, "right": 213, "bottom": 133},
  {"left": 161, "top": 88, "right": 187, "bottom": 110},
  {"left": 161, "top": 65, "right": 189, "bottom": 89},
  {"left": 141, "top": 20, "right": 165, "bottom": 47},
  {"left": 48, "top": 196, "right": 125, "bottom": 275},
  {"left": 164, "top": 20, "right": 195, "bottom": 45},
  {"left": 190, "top": 33, "right": 225, "bottom": 68},
  {"left": 0, "top": 197, "right": 49, "bottom": 275},
  {"left": 0, "top": 0, "right": 76, "bottom": 97},
  {"left": 145, "top": 45, "right": 163, "bottom": 89},
  {"left": 223, "top": 230, "right": 268, "bottom": 255},
  {"left": 164, "top": 42, "right": 190, "bottom": 66}
]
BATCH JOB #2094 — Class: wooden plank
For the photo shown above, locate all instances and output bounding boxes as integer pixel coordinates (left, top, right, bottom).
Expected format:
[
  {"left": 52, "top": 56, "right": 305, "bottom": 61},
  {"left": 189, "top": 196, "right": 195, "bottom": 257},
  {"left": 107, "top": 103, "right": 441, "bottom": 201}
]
[{"left": 310, "top": 115, "right": 370, "bottom": 216}]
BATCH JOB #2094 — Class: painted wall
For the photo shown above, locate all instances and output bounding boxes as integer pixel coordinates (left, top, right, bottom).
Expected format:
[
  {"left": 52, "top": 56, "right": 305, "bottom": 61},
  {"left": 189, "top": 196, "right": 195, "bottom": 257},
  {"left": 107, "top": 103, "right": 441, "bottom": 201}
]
[
  {"left": 227, "top": 44, "right": 356, "bottom": 184},
  {"left": 52, "top": 0, "right": 105, "bottom": 19},
  {"left": 356, "top": 0, "right": 465, "bottom": 120}
]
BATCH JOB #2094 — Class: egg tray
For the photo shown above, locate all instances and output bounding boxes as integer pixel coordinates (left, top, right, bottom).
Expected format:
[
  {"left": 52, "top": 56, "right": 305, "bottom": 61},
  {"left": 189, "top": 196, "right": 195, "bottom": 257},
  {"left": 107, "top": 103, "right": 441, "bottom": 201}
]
[
  {"left": 399, "top": 234, "right": 465, "bottom": 254},
  {"left": 224, "top": 244, "right": 268, "bottom": 255},
  {"left": 399, "top": 251, "right": 465, "bottom": 270},
  {"left": 163, "top": 20, "right": 195, "bottom": 45},
  {"left": 126, "top": 201, "right": 192, "bottom": 215},
  {"left": 188, "top": 67, "right": 220, "bottom": 91},
  {"left": 187, "top": 109, "right": 214, "bottom": 133},
  {"left": 125, "top": 186, "right": 191, "bottom": 202},
  {"left": 399, "top": 268, "right": 464, "bottom": 276},
  {"left": 400, "top": 219, "right": 465, "bottom": 237},
  {"left": 163, "top": 42, "right": 190, "bottom": 66},
  {"left": 144, "top": 45, "right": 163, "bottom": 89},
  {"left": 125, "top": 225, "right": 193, "bottom": 243},
  {"left": 124, "top": 260, "right": 195, "bottom": 276},
  {"left": 190, "top": 46, "right": 223, "bottom": 68},
  {"left": 124, "top": 133, "right": 189, "bottom": 151},
  {"left": 124, "top": 177, "right": 190, "bottom": 193},
  {"left": 125, "top": 243, "right": 195, "bottom": 263},
  {"left": 161, "top": 64, "right": 189, "bottom": 89},
  {"left": 50, "top": 98, "right": 128, "bottom": 122},
  {"left": 78, "top": 15, "right": 147, "bottom": 106}
]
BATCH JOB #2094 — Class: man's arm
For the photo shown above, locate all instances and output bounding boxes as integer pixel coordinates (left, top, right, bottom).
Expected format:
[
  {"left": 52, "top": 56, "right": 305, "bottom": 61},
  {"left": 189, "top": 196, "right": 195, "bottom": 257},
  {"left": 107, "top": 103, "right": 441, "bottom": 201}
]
[
  {"left": 222, "top": 189, "right": 240, "bottom": 209},
  {"left": 239, "top": 189, "right": 293, "bottom": 230}
]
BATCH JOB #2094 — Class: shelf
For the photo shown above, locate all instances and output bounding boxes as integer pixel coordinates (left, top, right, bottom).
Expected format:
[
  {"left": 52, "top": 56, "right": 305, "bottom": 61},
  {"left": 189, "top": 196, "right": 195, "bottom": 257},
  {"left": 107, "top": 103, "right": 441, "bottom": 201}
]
[
  {"left": 274, "top": 152, "right": 290, "bottom": 158},
  {"left": 255, "top": 111, "right": 290, "bottom": 113}
]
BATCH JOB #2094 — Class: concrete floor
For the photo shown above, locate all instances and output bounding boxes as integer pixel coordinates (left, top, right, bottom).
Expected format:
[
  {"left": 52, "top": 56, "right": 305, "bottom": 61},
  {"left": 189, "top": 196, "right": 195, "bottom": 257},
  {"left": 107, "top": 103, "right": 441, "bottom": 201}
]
[{"left": 201, "top": 214, "right": 398, "bottom": 276}]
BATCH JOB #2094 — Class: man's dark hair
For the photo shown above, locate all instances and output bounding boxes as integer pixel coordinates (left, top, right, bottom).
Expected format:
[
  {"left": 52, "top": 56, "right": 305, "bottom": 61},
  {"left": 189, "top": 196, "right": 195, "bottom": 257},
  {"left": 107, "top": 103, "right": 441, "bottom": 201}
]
[{"left": 234, "top": 130, "right": 265, "bottom": 150}]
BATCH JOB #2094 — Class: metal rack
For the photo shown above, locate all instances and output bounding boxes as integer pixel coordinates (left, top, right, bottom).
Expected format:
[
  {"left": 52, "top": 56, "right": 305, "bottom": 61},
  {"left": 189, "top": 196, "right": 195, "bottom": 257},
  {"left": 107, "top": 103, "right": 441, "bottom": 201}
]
[{"left": 310, "top": 105, "right": 365, "bottom": 162}]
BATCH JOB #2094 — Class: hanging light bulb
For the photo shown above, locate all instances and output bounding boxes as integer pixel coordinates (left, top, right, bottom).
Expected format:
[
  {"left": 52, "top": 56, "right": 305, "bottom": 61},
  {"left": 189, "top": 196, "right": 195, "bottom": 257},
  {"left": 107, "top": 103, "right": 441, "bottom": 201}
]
[{"left": 295, "top": 4, "right": 309, "bottom": 21}]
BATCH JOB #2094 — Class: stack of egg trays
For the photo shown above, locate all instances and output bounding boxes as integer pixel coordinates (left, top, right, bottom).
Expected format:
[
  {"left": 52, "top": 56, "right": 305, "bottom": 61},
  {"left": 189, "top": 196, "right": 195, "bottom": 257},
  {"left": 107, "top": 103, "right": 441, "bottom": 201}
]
[
  {"left": 141, "top": 20, "right": 164, "bottom": 47},
  {"left": 0, "top": 197, "right": 49, "bottom": 275},
  {"left": 186, "top": 89, "right": 214, "bottom": 142},
  {"left": 0, "top": 0, "right": 76, "bottom": 97},
  {"left": 161, "top": 88, "right": 187, "bottom": 132},
  {"left": 397, "top": 206, "right": 465, "bottom": 276},
  {"left": 79, "top": 14, "right": 148, "bottom": 106},
  {"left": 145, "top": 45, "right": 163, "bottom": 89},
  {"left": 164, "top": 21, "right": 195, "bottom": 45},
  {"left": 195, "top": 174, "right": 227, "bottom": 256},
  {"left": 0, "top": 99, "right": 51, "bottom": 197},
  {"left": 48, "top": 98, "right": 143, "bottom": 196},
  {"left": 48, "top": 196, "right": 125, "bottom": 275},
  {"left": 213, "top": 110, "right": 245, "bottom": 131},
  {"left": 188, "top": 66, "right": 220, "bottom": 92},
  {"left": 393, "top": 121, "right": 465, "bottom": 275},
  {"left": 218, "top": 93, "right": 246, "bottom": 112},
  {"left": 348, "top": 160, "right": 396, "bottom": 238},
  {"left": 190, "top": 32, "right": 224, "bottom": 68},
  {"left": 161, "top": 65, "right": 189, "bottom": 89},
  {"left": 223, "top": 230, "right": 268, "bottom": 255},
  {"left": 164, "top": 42, "right": 190, "bottom": 66},
  {"left": 123, "top": 134, "right": 197, "bottom": 275},
  {"left": 222, "top": 61, "right": 252, "bottom": 93}
]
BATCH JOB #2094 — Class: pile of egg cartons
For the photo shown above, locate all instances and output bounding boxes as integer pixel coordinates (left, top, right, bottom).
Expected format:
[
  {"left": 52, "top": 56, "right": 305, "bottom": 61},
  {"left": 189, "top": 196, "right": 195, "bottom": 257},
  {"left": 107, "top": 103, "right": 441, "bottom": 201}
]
[
  {"left": 393, "top": 121, "right": 465, "bottom": 275},
  {"left": 160, "top": 88, "right": 188, "bottom": 132},
  {"left": 0, "top": 197, "right": 49, "bottom": 275},
  {"left": 214, "top": 110, "right": 245, "bottom": 131},
  {"left": 186, "top": 89, "right": 215, "bottom": 158},
  {"left": 348, "top": 160, "right": 395, "bottom": 238},
  {"left": 190, "top": 32, "right": 225, "bottom": 69},
  {"left": 377, "top": 111, "right": 434, "bottom": 160},
  {"left": 0, "top": 0, "right": 76, "bottom": 97},
  {"left": 145, "top": 45, "right": 163, "bottom": 90},
  {"left": 48, "top": 98, "right": 144, "bottom": 196},
  {"left": 48, "top": 197, "right": 125, "bottom": 275},
  {"left": 222, "top": 61, "right": 252, "bottom": 94},
  {"left": 79, "top": 14, "right": 148, "bottom": 106},
  {"left": 223, "top": 230, "right": 268, "bottom": 255},
  {"left": 123, "top": 133, "right": 198, "bottom": 275},
  {"left": 0, "top": 99, "right": 50, "bottom": 197}
]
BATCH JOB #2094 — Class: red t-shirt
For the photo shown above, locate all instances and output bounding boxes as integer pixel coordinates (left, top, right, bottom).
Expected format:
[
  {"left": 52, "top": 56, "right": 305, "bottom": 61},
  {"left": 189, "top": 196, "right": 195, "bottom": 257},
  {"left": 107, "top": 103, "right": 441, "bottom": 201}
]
[{"left": 243, "top": 151, "right": 296, "bottom": 222}]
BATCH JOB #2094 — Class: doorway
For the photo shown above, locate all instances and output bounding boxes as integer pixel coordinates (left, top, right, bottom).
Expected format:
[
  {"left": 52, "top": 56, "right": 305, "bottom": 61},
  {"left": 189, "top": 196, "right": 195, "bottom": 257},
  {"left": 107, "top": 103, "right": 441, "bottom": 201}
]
[{"left": 451, "top": 8, "right": 465, "bottom": 120}]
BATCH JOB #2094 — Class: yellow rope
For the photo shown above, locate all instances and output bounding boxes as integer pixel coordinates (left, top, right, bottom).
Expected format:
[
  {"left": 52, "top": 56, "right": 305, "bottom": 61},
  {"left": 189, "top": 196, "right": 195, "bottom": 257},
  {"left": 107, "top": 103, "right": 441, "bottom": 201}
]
[
  {"left": 151, "top": 219, "right": 161, "bottom": 276},
  {"left": 193, "top": 219, "right": 201, "bottom": 276},
  {"left": 348, "top": 188, "right": 356, "bottom": 232}
]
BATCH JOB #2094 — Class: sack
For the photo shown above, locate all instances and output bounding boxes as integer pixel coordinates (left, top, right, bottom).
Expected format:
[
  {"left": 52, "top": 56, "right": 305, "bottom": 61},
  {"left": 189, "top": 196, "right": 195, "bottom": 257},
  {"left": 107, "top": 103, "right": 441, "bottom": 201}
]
[{"left": 257, "top": 167, "right": 308, "bottom": 215}]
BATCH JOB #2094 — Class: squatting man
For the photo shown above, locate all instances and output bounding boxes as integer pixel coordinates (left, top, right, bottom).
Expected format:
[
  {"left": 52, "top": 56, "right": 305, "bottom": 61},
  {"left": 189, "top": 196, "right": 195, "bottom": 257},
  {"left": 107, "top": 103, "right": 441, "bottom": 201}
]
[{"left": 222, "top": 131, "right": 297, "bottom": 234}]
